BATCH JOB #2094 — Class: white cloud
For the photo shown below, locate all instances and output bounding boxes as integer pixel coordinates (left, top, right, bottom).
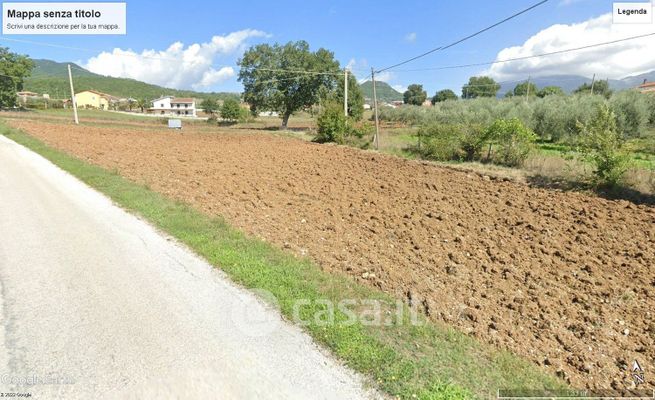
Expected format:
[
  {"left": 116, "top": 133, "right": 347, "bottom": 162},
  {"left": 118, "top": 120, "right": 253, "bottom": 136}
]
[
  {"left": 83, "top": 29, "right": 268, "bottom": 90},
  {"left": 404, "top": 32, "right": 417, "bottom": 43},
  {"left": 375, "top": 71, "right": 395, "bottom": 82},
  {"left": 371, "top": 71, "right": 407, "bottom": 92},
  {"left": 486, "top": 13, "right": 655, "bottom": 81},
  {"left": 558, "top": 0, "right": 589, "bottom": 6},
  {"left": 392, "top": 84, "right": 407, "bottom": 93}
]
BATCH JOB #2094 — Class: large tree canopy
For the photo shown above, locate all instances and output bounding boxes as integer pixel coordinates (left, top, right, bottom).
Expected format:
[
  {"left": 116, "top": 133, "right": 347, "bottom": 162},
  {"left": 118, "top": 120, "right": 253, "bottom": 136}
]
[
  {"left": 462, "top": 76, "right": 500, "bottom": 99},
  {"left": 238, "top": 41, "right": 340, "bottom": 129},
  {"left": 431, "top": 89, "right": 458, "bottom": 104},
  {"left": 513, "top": 81, "right": 538, "bottom": 97},
  {"left": 0, "top": 47, "right": 34, "bottom": 108},
  {"left": 403, "top": 84, "right": 427, "bottom": 106},
  {"left": 574, "top": 80, "right": 612, "bottom": 99}
]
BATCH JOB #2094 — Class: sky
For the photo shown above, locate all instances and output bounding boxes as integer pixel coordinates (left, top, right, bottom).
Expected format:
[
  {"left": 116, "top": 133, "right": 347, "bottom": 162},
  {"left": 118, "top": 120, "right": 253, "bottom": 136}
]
[{"left": 1, "top": 0, "right": 655, "bottom": 95}]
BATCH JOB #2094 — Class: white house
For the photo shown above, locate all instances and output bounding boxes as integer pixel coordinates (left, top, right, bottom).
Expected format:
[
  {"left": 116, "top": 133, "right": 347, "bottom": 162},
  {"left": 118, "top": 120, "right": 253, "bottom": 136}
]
[{"left": 150, "top": 96, "right": 197, "bottom": 117}]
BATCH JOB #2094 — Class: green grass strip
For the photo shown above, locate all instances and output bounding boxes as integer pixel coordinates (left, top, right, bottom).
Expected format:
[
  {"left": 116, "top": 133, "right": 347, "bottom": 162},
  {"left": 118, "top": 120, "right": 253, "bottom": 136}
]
[{"left": 0, "top": 121, "right": 566, "bottom": 399}]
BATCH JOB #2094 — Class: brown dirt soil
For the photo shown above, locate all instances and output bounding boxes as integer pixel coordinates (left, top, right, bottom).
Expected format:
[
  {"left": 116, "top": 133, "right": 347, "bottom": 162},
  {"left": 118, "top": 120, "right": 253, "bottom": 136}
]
[{"left": 8, "top": 119, "right": 655, "bottom": 390}]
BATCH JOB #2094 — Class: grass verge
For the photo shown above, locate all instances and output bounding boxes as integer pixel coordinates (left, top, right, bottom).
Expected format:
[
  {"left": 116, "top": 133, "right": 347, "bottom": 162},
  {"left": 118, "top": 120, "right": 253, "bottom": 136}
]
[{"left": 0, "top": 121, "right": 566, "bottom": 399}]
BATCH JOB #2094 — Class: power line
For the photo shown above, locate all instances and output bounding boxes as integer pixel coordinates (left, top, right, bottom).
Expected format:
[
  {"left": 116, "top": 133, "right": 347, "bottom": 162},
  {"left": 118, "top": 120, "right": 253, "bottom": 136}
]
[
  {"left": 375, "top": 0, "right": 549, "bottom": 73},
  {"left": 389, "top": 32, "right": 655, "bottom": 72},
  {"left": 241, "top": 67, "right": 343, "bottom": 76}
]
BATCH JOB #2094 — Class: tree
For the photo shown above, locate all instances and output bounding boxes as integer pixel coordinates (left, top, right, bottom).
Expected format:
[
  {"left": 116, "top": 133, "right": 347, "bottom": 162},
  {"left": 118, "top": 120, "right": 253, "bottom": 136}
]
[
  {"left": 334, "top": 71, "right": 364, "bottom": 120},
  {"left": 577, "top": 104, "right": 631, "bottom": 187},
  {"left": 537, "top": 86, "right": 564, "bottom": 98},
  {"left": 220, "top": 98, "right": 242, "bottom": 123},
  {"left": 574, "top": 80, "right": 612, "bottom": 99},
  {"left": 403, "top": 84, "right": 427, "bottom": 106},
  {"left": 316, "top": 101, "right": 349, "bottom": 143},
  {"left": 0, "top": 47, "right": 34, "bottom": 108},
  {"left": 200, "top": 98, "right": 219, "bottom": 116},
  {"left": 431, "top": 89, "right": 458, "bottom": 104},
  {"left": 462, "top": 76, "right": 500, "bottom": 99},
  {"left": 136, "top": 98, "right": 149, "bottom": 113},
  {"left": 238, "top": 41, "right": 340, "bottom": 129},
  {"left": 513, "top": 81, "right": 538, "bottom": 97},
  {"left": 126, "top": 98, "right": 136, "bottom": 111},
  {"left": 486, "top": 118, "right": 536, "bottom": 167}
]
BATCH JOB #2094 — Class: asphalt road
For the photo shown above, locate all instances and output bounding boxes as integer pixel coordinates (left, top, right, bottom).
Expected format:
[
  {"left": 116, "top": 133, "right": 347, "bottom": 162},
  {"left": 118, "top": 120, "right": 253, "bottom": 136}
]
[{"left": 0, "top": 135, "right": 378, "bottom": 399}]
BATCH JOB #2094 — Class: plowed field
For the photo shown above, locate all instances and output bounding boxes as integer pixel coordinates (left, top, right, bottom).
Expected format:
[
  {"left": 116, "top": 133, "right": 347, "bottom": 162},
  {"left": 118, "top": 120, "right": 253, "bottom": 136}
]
[{"left": 8, "top": 118, "right": 655, "bottom": 390}]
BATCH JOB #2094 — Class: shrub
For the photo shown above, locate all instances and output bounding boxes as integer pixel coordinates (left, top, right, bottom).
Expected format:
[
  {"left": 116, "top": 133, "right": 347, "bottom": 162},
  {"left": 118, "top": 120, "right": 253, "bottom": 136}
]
[
  {"left": 458, "top": 124, "right": 488, "bottom": 161},
  {"left": 577, "top": 104, "right": 631, "bottom": 187},
  {"left": 417, "top": 124, "right": 463, "bottom": 161},
  {"left": 238, "top": 106, "right": 254, "bottom": 123},
  {"left": 486, "top": 118, "right": 536, "bottom": 167},
  {"left": 316, "top": 102, "right": 349, "bottom": 144},
  {"left": 220, "top": 98, "right": 242, "bottom": 123}
]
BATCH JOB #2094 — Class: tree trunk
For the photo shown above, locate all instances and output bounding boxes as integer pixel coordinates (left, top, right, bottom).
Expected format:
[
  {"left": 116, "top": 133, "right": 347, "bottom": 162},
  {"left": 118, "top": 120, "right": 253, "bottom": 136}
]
[{"left": 281, "top": 112, "right": 291, "bottom": 130}]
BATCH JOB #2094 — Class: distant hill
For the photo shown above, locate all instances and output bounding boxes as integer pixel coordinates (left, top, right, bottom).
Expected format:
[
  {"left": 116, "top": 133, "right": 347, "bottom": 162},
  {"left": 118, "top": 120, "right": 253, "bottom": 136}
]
[
  {"left": 24, "top": 59, "right": 239, "bottom": 101},
  {"left": 496, "top": 71, "right": 655, "bottom": 97},
  {"left": 359, "top": 81, "right": 403, "bottom": 103}
]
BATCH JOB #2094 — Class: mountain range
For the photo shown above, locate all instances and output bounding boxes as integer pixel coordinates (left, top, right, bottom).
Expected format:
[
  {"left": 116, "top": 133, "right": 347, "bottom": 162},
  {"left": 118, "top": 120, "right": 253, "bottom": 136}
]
[
  {"left": 24, "top": 59, "right": 239, "bottom": 101},
  {"left": 496, "top": 70, "right": 655, "bottom": 97},
  {"left": 358, "top": 70, "right": 655, "bottom": 103},
  {"left": 25, "top": 59, "right": 655, "bottom": 102}
]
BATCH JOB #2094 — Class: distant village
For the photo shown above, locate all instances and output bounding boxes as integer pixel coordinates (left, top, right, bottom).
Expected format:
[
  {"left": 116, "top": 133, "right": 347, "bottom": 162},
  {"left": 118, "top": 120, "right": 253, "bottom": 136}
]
[{"left": 16, "top": 89, "right": 202, "bottom": 118}]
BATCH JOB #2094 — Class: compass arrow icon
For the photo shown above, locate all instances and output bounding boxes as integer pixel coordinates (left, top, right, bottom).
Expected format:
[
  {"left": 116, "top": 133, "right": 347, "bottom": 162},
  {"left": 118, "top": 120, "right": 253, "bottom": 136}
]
[{"left": 633, "top": 360, "right": 644, "bottom": 373}]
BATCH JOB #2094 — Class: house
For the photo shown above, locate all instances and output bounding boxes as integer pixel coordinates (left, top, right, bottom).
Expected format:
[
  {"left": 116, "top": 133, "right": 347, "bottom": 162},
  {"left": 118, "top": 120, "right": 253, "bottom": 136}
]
[
  {"left": 150, "top": 96, "right": 197, "bottom": 117},
  {"left": 16, "top": 91, "right": 40, "bottom": 103},
  {"left": 422, "top": 98, "right": 433, "bottom": 107},
  {"left": 75, "top": 90, "right": 118, "bottom": 110},
  {"left": 637, "top": 80, "right": 655, "bottom": 94}
]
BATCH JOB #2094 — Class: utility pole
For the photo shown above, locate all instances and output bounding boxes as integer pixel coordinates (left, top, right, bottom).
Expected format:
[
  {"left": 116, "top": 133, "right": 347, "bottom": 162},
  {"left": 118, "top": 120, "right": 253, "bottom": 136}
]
[
  {"left": 67, "top": 64, "right": 79, "bottom": 124},
  {"left": 590, "top": 73, "right": 596, "bottom": 95},
  {"left": 371, "top": 68, "right": 380, "bottom": 150},
  {"left": 344, "top": 68, "right": 348, "bottom": 117},
  {"left": 525, "top": 76, "right": 531, "bottom": 101}
]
